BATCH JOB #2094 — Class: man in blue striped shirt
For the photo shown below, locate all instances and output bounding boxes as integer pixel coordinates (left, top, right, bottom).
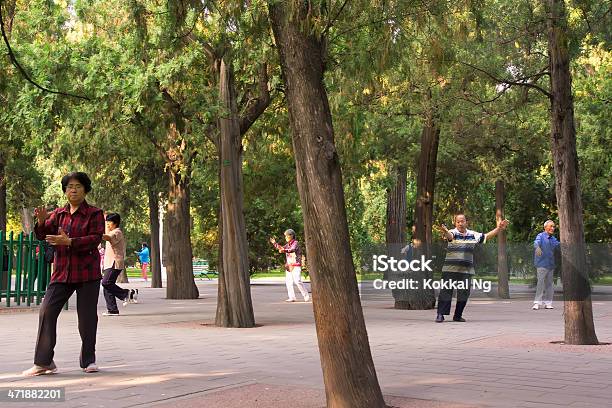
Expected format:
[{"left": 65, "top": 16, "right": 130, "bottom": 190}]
[
  {"left": 435, "top": 214, "right": 509, "bottom": 323},
  {"left": 532, "top": 220, "right": 560, "bottom": 310}
]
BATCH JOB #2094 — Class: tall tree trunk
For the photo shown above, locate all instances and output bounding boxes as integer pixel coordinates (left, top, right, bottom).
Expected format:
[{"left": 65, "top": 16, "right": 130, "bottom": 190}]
[
  {"left": 547, "top": 0, "right": 598, "bottom": 344},
  {"left": 0, "top": 157, "right": 6, "bottom": 232},
  {"left": 385, "top": 165, "right": 407, "bottom": 249},
  {"left": 21, "top": 207, "right": 33, "bottom": 234},
  {"left": 495, "top": 180, "right": 510, "bottom": 298},
  {"left": 414, "top": 114, "right": 440, "bottom": 250},
  {"left": 0, "top": 2, "right": 15, "bottom": 234},
  {"left": 148, "top": 183, "right": 162, "bottom": 288},
  {"left": 398, "top": 112, "right": 439, "bottom": 310},
  {"left": 269, "top": 3, "right": 387, "bottom": 407},
  {"left": 165, "top": 167, "right": 199, "bottom": 299},
  {"left": 215, "top": 58, "right": 255, "bottom": 327},
  {"left": 386, "top": 166, "right": 411, "bottom": 307},
  {"left": 214, "top": 200, "right": 228, "bottom": 322}
]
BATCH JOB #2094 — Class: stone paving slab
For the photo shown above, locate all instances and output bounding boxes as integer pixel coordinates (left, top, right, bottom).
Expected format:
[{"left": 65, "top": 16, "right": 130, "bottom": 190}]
[
  {"left": 149, "top": 383, "right": 481, "bottom": 408},
  {"left": 0, "top": 280, "right": 610, "bottom": 408}
]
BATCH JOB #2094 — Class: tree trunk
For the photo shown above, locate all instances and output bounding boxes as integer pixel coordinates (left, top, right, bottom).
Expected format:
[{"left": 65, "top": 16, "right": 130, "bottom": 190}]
[
  {"left": 397, "top": 112, "right": 439, "bottom": 310},
  {"left": 269, "top": 3, "right": 387, "bottom": 407},
  {"left": 21, "top": 207, "right": 34, "bottom": 234},
  {"left": 214, "top": 58, "right": 255, "bottom": 327},
  {"left": 547, "top": 0, "right": 598, "bottom": 344},
  {"left": 0, "top": 157, "right": 6, "bottom": 232},
  {"left": 117, "top": 269, "right": 129, "bottom": 283},
  {"left": 164, "top": 167, "right": 199, "bottom": 299},
  {"left": 0, "top": 2, "right": 15, "bottom": 234},
  {"left": 495, "top": 180, "right": 510, "bottom": 298},
  {"left": 385, "top": 165, "right": 407, "bottom": 248},
  {"left": 214, "top": 200, "right": 228, "bottom": 323},
  {"left": 385, "top": 165, "right": 411, "bottom": 306},
  {"left": 148, "top": 182, "right": 162, "bottom": 288},
  {"left": 414, "top": 114, "right": 440, "bottom": 250}
]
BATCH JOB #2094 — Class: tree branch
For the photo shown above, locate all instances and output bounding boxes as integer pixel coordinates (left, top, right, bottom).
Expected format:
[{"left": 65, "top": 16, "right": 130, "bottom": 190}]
[
  {"left": 0, "top": 1, "right": 90, "bottom": 100},
  {"left": 239, "top": 63, "right": 271, "bottom": 136},
  {"left": 322, "top": 0, "right": 350, "bottom": 38},
  {"left": 196, "top": 113, "right": 219, "bottom": 149},
  {"left": 131, "top": 112, "right": 170, "bottom": 163},
  {"left": 459, "top": 61, "right": 552, "bottom": 99}
]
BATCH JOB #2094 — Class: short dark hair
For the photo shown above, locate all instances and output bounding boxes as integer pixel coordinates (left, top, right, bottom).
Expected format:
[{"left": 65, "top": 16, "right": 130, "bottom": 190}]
[
  {"left": 105, "top": 213, "right": 121, "bottom": 226},
  {"left": 61, "top": 172, "right": 92, "bottom": 193},
  {"left": 142, "top": 243, "right": 148, "bottom": 248}
]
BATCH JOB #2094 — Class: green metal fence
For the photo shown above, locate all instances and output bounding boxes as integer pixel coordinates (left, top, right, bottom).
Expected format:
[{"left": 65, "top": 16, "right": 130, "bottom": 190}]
[{"left": 0, "top": 230, "right": 52, "bottom": 307}]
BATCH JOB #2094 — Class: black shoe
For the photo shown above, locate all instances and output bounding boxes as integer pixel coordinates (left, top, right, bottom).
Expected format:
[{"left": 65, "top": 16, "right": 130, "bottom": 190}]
[
  {"left": 453, "top": 316, "right": 466, "bottom": 322},
  {"left": 102, "top": 311, "right": 120, "bottom": 316},
  {"left": 435, "top": 314, "right": 445, "bottom": 323}
]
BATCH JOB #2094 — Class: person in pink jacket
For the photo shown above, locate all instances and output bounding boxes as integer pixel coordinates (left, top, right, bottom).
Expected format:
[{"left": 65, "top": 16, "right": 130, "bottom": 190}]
[{"left": 270, "top": 229, "right": 310, "bottom": 302}]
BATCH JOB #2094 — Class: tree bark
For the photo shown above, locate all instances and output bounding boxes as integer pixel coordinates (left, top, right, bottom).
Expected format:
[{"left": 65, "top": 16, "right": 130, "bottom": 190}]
[
  {"left": 21, "top": 207, "right": 33, "bottom": 234},
  {"left": 397, "top": 112, "right": 439, "bottom": 310},
  {"left": 214, "top": 200, "right": 228, "bottom": 323},
  {"left": 164, "top": 164, "right": 199, "bottom": 299},
  {"left": 148, "top": 182, "right": 162, "bottom": 288},
  {"left": 414, "top": 114, "right": 440, "bottom": 251},
  {"left": 0, "top": 2, "right": 15, "bottom": 233},
  {"left": 269, "top": 3, "right": 387, "bottom": 407},
  {"left": 385, "top": 165, "right": 407, "bottom": 248},
  {"left": 547, "top": 0, "right": 597, "bottom": 344},
  {"left": 215, "top": 58, "right": 255, "bottom": 327},
  {"left": 0, "top": 157, "right": 6, "bottom": 232},
  {"left": 117, "top": 269, "right": 129, "bottom": 283},
  {"left": 495, "top": 180, "right": 510, "bottom": 298}
]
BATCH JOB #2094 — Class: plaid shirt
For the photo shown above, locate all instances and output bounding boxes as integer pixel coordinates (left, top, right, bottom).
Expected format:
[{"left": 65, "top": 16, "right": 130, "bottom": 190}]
[
  {"left": 274, "top": 239, "right": 302, "bottom": 267},
  {"left": 34, "top": 201, "right": 104, "bottom": 283}
]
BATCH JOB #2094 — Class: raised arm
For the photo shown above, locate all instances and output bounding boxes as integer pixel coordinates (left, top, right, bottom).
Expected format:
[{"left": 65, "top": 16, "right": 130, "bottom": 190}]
[
  {"left": 34, "top": 207, "right": 58, "bottom": 240},
  {"left": 485, "top": 219, "right": 510, "bottom": 241},
  {"left": 102, "top": 229, "right": 122, "bottom": 245},
  {"left": 435, "top": 224, "right": 454, "bottom": 241}
]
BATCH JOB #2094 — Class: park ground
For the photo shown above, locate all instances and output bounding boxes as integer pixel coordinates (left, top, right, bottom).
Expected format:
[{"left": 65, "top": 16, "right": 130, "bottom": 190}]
[{"left": 1, "top": 279, "right": 611, "bottom": 408}]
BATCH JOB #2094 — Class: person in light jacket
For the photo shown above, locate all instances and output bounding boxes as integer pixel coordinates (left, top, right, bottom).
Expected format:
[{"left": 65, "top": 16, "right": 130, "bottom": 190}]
[{"left": 532, "top": 220, "right": 560, "bottom": 310}]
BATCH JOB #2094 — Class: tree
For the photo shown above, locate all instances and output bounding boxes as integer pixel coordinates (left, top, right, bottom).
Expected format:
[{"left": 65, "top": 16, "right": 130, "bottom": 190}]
[
  {"left": 268, "top": 2, "right": 387, "bottom": 407},
  {"left": 181, "top": 2, "right": 274, "bottom": 327},
  {"left": 496, "top": 180, "right": 510, "bottom": 298},
  {"left": 546, "top": 0, "right": 598, "bottom": 344},
  {"left": 0, "top": 0, "right": 17, "bottom": 232}
]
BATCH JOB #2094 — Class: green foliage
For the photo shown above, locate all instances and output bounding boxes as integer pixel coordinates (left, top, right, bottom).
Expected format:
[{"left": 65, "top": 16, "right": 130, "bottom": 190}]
[{"left": 1, "top": 0, "right": 609, "bottom": 279}]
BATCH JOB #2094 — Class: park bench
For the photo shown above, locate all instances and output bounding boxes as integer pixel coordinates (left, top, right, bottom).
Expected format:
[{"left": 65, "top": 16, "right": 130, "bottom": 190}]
[{"left": 192, "top": 259, "right": 218, "bottom": 280}]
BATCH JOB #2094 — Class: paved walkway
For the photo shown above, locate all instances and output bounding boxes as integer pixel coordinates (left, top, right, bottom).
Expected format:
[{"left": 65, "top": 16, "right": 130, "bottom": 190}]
[{"left": 0, "top": 280, "right": 611, "bottom": 408}]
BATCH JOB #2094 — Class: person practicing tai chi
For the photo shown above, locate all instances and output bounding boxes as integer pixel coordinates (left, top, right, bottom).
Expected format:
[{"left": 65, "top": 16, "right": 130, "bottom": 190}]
[
  {"left": 532, "top": 220, "right": 560, "bottom": 310},
  {"left": 135, "top": 243, "right": 150, "bottom": 281},
  {"left": 270, "top": 229, "right": 310, "bottom": 303},
  {"left": 101, "top": 213, "right": 137, "bottom": 316},
  {"left": 23, "top": 172, "right": 104, "bottom": 376},
  {"left": 435, "top": 214, "right": 509, "bottom": 323}
]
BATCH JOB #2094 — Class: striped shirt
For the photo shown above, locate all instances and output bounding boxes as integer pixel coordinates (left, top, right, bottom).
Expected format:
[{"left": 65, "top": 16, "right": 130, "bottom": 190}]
[{"left": 442, "top": 228, "right": 486, "bottom": 275}]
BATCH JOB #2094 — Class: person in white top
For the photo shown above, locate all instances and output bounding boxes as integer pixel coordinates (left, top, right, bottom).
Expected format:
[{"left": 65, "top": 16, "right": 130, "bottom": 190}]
[{"left": 270, "top": 229, "right": 310, "bottom": 302}]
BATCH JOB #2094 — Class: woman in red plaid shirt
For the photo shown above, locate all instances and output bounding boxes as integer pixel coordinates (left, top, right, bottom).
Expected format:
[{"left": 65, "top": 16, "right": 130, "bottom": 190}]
[{"left": 23, "top": 172, "right": 105, "bottom": 376}]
